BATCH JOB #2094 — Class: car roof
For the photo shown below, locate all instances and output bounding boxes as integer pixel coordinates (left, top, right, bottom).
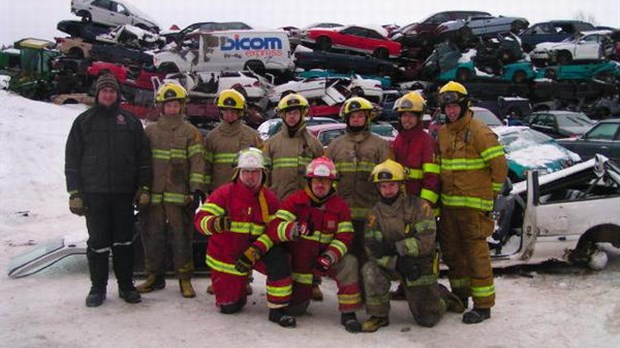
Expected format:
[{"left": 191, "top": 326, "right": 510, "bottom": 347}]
[{"left": 531, "top": 110, "right": 586, "bottom": 115}]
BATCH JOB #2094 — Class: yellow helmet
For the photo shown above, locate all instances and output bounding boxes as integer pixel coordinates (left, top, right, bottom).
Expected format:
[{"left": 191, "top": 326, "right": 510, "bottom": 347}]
[
  {"left": 155, "top": 82, "right": 187, "bottom": 104},
  {"left": 393, "top": 92, "right": 426, "bottom": 114},
  {"left": 277, "top": 93, "right": 309, "bottom": 118},
  {"left": 438, "top": 81, "right": 468, "bottom": 106},
  {"left": 217, "top": 89, "right": 246, "bottom": 110},
  {"left": 371, "top": 159, "right": 406, "bottom": 183},
  {"left": 339, "top": 96, "right": 375, "bottom": 122}
]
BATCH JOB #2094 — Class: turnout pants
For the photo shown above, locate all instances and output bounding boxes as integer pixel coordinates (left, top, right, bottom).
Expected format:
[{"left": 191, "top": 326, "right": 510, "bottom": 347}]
[
  {"left": 438, "top": 206, "right": 495, "bottom": 309},
  {"left": 141, "top": 203, "right": 194, "bottom": 279}
]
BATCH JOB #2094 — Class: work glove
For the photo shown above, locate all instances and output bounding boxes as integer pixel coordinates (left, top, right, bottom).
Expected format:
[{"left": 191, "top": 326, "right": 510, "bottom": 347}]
[
  {"left": 134, "top": 187, "right": 150, "bottom": 211},
  {"left": 188, "top": 190, "right": 207, "bottom": 212},
  {"left": 289, "top": 221, "right": 310, "bottom": 239},
  {"left": 314, "top": 254, "right": 333, "bottom": 273},
  {"left": 366, "top": 239, "right": 396, "bottom": 259},
  {"left": 396, "top": 256, "right": 421, "bottom": 282},
  {"left": 213, "top": 216, "right": 231, "bottom": 233},
  {"left": 69, "top": 194, "right": 86, "bottom": 216},
  {"left": 420, "top": 200, "right": 433, "bottom": 217},
  {"left": 234, "top": 245, "right": 263, "bottom": 273}
]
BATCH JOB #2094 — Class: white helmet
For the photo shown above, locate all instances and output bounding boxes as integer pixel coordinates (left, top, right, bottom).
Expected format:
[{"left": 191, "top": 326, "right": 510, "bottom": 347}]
[{"left": 234, "top": 147, "right": 268, "bottom": 170}]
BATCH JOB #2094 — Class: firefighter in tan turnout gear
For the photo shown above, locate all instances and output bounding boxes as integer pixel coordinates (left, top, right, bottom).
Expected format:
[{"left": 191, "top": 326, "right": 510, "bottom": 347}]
[
  {"left": 360, "top": 160, "right": 464, "bottom": 332},
  {"left": 325, "top": 97, "right": 391, "bottom": 261},
  {"left": 204, "top": 89, "right": 262, "bottom": 295},
  {"left": 262, "top": 93, "right": 325, "bottom": 300},
  {"left": 137, "top": 83, "right": 206, "bottom": 298},
  {"left": 436, "top": 81, "right": 508, "bottom": 324}
]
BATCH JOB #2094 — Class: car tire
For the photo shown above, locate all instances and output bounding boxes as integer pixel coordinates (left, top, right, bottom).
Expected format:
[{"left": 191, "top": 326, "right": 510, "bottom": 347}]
[
  {"left": 456, "top": 68, "right": 471, "bottom": 82},
  {"left": 557, "top": 51, "right": 573, "bottom": 65},
  {"left": 316, "top": 37, "right": 331, "bottom": 51},
  {"left": 373, "top": 47, "right": 389, "bottom": 59}
]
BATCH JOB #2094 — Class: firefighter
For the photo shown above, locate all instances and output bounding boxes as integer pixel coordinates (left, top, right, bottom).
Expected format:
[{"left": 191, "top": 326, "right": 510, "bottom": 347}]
[
  {"left": 325, "top": 97, "right": 391, "bottom": 261},
  {"left": 65, "top": 74, "right": 151, "bottom": 307},
  {"left": 360, "top": 159, "right": 464, "bottom": 332},
  {"left": 262, "top": 93, "right": 325, "bottom": 300},
  {"left": 390, "top": 92, "right": 440, "bottom": 300},
  {"left": 239, "top": 157, "right": 362, "bottom": 332},
  {"left": 194, "top": 148, "right": 296, "bottom": 328},
  {"left": 136, "top": 83, "right": 206, "bottom": 298},
  {"left": 204, "top": 88, "right": 262, "bottom": 295},
  {"left": 436, "top": 81, "right": 508, "bottom": 324}
]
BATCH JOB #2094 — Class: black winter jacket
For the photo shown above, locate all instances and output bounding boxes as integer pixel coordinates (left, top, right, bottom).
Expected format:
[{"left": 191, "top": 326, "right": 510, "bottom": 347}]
[{"left": 65, "top": 104, "right": 151, "bottom": 195}]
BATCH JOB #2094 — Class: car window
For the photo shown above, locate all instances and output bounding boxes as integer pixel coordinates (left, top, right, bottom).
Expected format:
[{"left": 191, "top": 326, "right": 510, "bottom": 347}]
[
  {"left": 585, "top": 123, "right": 619, "bottom": 141},
  {"left": 93, "top": 0, "right": 112, "bottom": 10},
  {"left": 365, "top": 29, "right": 385, "bottom": 40},
  {"left": 370, "top": 124, "right": 395, "bottom": 136},
  {"left": 556, "top": 113, "right": 593, "bottom": 127},
  {"left": 473, "top": 109, "right": 502, "bottom": 127},
  {"left": 342, "top": 27, "right": 365, "bottom": 37},
  {"left": 114, "top": 3, "right": 129, "bottom": 15},
  {"left": 319, "top": 129, "right": 344, "bottom": 146}
]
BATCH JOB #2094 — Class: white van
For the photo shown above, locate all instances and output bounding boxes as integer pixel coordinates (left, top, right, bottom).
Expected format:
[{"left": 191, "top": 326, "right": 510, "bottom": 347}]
[
  {"left": 153, "top": 30, "right": 295, "bottom": 76},
  {"left": 71, "top": 0, "right": 160, "bottom": 32}
]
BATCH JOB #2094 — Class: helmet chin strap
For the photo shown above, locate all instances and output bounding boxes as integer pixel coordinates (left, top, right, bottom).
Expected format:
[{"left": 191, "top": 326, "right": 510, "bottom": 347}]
[{"left": 239, "top": 169, "right": 263, "bottom": 190}]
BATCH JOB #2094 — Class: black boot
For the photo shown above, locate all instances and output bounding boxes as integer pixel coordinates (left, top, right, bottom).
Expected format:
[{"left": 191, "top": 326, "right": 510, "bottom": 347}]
[
  {"left": 113, "top": 245, "right": 141, "bottom": 304},
  {"left": 462, "top": 308, "right": 491, "bottom": 324},
  {"left": 269, "top": 308, "right": 296, "bottom": 328},
  {"left": 340, "top": 312, "right": 362, "bottom": 333},
  {"left": 85, "top": 250, "right": 109, "bottom": 308}
]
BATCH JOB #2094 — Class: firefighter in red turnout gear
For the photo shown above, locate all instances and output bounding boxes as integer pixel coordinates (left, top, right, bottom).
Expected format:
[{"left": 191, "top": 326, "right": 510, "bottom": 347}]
[
  {"left": 194, "top": 148, "right": 296, "bottom": 328},
  {"left": 240, "top": 157, "right": 363, "bottom": 332}
]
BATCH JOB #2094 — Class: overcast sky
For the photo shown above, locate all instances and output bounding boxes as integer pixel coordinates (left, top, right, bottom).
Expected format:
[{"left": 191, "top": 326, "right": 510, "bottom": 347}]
[{"left": 1, "top": 0, "right": 618, "bottom": 45}]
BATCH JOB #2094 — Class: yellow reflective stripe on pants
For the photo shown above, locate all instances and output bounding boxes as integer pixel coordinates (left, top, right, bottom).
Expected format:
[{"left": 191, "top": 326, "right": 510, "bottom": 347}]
[
  {"left": 404, "top": 273, "right": 437, "bottom": 287},
  {"left": 338, "top": 293, "right": 362, "bottom": 305},
  {"left": 150, "top": 192, "right": 187, "bottom": 204},
  {"left": 492, "top": 182, "right": 503, "bottom": 192},
  {"left": 292, "top": 272, "right": 313, "bottom": 285},
  {"left": 440, "top": 194, "right": 494, "bottom": 211},
  {"left": 472, "top": 284, "right": 495, "bottom": 298},
  {"left": 190, "top": 172, "right": 205, "bottom": 184},
  {"left": 449, "top": 277, "right": 470, "bottom": 290},
  {"left": 266, "top": 283, "right": 292, "bottom": 297},
  {"left": 206, "top": 255, "right": 247, "bottom": 276}
]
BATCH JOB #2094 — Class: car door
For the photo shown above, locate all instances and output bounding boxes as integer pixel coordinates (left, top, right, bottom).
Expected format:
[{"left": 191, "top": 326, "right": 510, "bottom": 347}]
[
  {"left": 90, "top": 0, "right": 113, "bottom": 24},
  {"left": 109, "top": 1, "right": 131, "bottom": 26},
  {"left": 340, "top": 27, "right": 365, "bottom": 51},
  {"left": 573, "top": 34, "right": 603, "bottom": 59},
  {"left": 530, "top": 114, "right": 555, "bottom": 136},
  {"left": 577, "top": 122, "right": 620, "bottom": 160}
]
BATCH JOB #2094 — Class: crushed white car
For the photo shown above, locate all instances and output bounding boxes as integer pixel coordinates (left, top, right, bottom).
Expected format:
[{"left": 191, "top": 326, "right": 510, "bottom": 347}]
[
  {"left": 530, "top": 30, "right": 613, "bottom": 66},
  {"left": 268, "top": 75, "right": 384, "bottom": 105}
]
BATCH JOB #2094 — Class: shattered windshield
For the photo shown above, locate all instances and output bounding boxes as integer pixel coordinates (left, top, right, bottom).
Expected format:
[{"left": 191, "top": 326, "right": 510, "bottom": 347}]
[{"left": 500, "top": 128, "right": 554, "bottom": 152}]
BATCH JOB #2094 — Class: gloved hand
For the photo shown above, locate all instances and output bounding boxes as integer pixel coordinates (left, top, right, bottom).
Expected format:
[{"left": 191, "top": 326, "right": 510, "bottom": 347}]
[
  {"left": 366, "top": 239, "right": 396, "bottom": 259},
  {"left": 234, "top": 245, "right": 263, "bottom": 273},
  {"left": 314, "top": 254, "right": 333, "bottom": 273},
  {"left": 213, "top": 216, "right": 231, "bottom": 233},
  {"left": 188, "top": 190, "right": 207, "bottom": 212},
  {"left": 69, "top": 194, "right": 86, "bottom": 216},
  {"left": 290, "top": 221, "right": 310, "bottom": 239},
  {"left": 396, "top": 256, "right": 421, "bottom": 282},
  {"left": 420, "top": 200, "right": 433, "bottom": 217},
  {"left": 134, "top": 187, "right": 150, "bottom": 211}
]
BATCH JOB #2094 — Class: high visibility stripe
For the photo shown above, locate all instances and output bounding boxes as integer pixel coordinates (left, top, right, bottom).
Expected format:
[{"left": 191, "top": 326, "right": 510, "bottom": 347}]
[
  {"left": 335, "top": 161, "right": 375, "bottom": 172},
  {"left": 150, "top": 192, "right": 188, "bottom": 204},
  {"left": 292, "top": 272, "right": 313, "bottom": 285},
  {"left": 204, "top": 152, "right": 214, "bottom": 162},
  {"left": 204, "top": 175, "right": 212, "bottom": 185},
  {"left": 206, "top": 255, "right": 247, "bottom": 276},
  {"left": 150, "top": 193, "right": 162, "bottom": 204},
  {"left": 275, "top": 209, "right": 296, "bottom": 222},
  {"left": 338, "top": 293, "right": 362, "bottom": 305},
  {"left": 188, "top": 144, "right": 205, "bottom": 157},
  {"left": 423, "top": 162, "right": 441, "bottom": 174},
  {"left": 402, "top": 238, "right": 419, "bottom": 257},
  {"left": 201, "top": 202, "right": 225, "bottom": 215},
  {"left": 366, "top": 293, "right": 390, "bottom": 306},
  {"left": 200, "top": 215, "right": 215, "bottom": 235},
  {"left": 213, "top": 153, "right": 236, "bottom": 164},
  {"left": 441, "top": 194, "right": 494, "bottom": 211},
  {"left": 68, "top": 189, "right": 79, "bottom": 195},
  {"left": 255, "top": 234, "right": 274, "bottom": 251},
  {"left": 266, "top": 283, "right": 292, "bottom": 297},
  {"left": 230, "top": 221, "right": 265, "bottom": 235},
  {"left": 449, "top": 277, "right": 470, "bottom": 290},
  {"left": 152, "top": 149, "right": 171, "bottom": 160},
  {"left": 414, "top": 219, "right": 435, "bottom": 234},
  {"left": 329, "top": 239, "right": 348, "bottom": 256},
  {"left": 277, "top": 221, "right": 291, "bottom": 241},
  {"left": 272, "top": 156, "right": 313, "bottom": 169},
  {"left": 350, "top": 207, "right": 370, "bottom": 220},
  {"left": 492, "top": 182, "right": 503, "bottom": 192},
  {"left": 337, "top": 221, "right": 354, "bottom": 233},
  {"left": 480, "top": 145, "right": 505, "bottom": 162},
  {"left": 472, "top": 284, "right": 495, "bottom": 298},
  {"left": 404, "top": 273, "right": 437, "bottom": 287},
  {"left": 407, "top": 168, "right": 423, "bottom": 179},
  {"left": 300, "top": 231, "right": 333, "bottom": 244},
  {"left": 152, "top": 148, "right": 190, "bottom": 160},
  {"left": 420, "top": 188, "right": 439, "bottom": 204},
  {"left": 440, "top": 157, "right": 487, "bottom": 171},
  {"left": 190, "top": 172, "right": 205, "bottom": 184},
  {"left": 376, "top": 255, "right": 393, "bottom": 268},
  {"left": 170, "top": 149, "right": 187, "bottom": 159}
]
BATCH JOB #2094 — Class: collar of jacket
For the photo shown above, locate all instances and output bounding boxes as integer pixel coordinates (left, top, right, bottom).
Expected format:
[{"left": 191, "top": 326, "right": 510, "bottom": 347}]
[
  {"left": 284, "top": 121, "right": 307, "bottom": 138},
  {"left": 218, "top": 118, "right": 242, "bottom": 135},
  {"left": 400, "top": 123, "right": 425, "bottom": 138},
  {"left": 304, "top": 185, "right": 336, "bottom": 206},
  {"left": 344, "top": 129, "right": 370, "bottom": 143},
  {"left": 447, "top": 110, "right": 473, "bottom": 133},
  {"left": 157, "top": 114, "right": 184, "bottom": 130},
  {"left": 376, "top": 192, "right": 405, "bottom": 217},
  {"left": 234, "top": 177, "right": 263, "bottom": 196}
]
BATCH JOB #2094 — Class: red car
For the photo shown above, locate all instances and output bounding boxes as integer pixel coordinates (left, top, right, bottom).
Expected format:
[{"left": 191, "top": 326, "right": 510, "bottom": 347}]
[
  {"left": 302, "top": 25, "right": 401, "bottom": 59},
  {"left": 87, "top": 61, "right": 165, "bottom": 90}
]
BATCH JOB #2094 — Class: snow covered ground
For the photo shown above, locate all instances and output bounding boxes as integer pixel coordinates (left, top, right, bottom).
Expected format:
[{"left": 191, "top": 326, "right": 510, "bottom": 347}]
[{"left": 1, "top": 90, "right": 619, "bottom": 347}]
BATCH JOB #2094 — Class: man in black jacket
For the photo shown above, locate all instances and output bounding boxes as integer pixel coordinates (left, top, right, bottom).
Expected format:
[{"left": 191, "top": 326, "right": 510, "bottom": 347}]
[{"left": 65, "top": 74, "right": 152, "bottom": 307}]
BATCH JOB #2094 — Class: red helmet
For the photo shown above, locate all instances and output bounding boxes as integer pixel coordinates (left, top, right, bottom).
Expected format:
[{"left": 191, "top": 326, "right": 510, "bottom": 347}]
[{"left": 305, "top": 157, "right": 338, "bottom": 180}]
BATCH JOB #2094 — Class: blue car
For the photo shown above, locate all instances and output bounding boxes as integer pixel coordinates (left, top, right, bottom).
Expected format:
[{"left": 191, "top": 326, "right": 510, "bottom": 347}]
[
  {"left": 438, "top": 61, "right": 535, "bottom": 83},
  {"left": 296, "top": 69, "right": 392, "bottom": 88},
  {"left": 493, "top": 126, "right": 581, "bottom": 182},
  {"left": 535, "top": 61, "right": 620, "bottom": 81}
]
